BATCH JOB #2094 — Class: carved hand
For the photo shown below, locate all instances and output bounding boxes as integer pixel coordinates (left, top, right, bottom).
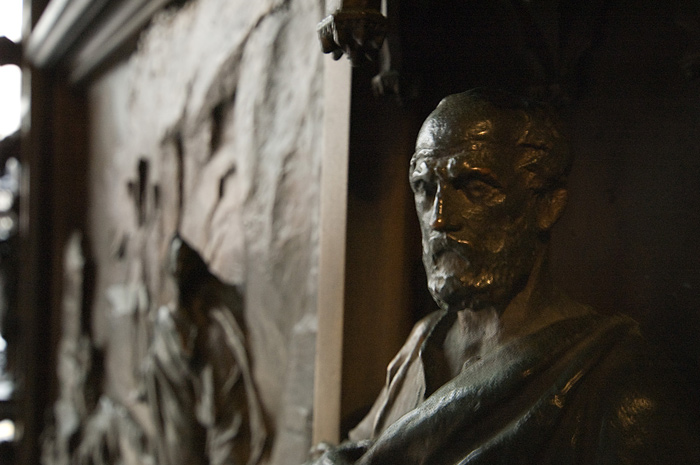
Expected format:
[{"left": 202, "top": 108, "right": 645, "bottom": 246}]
[{"left": 316, "top": 8, "right": 387, "bottom": 66}]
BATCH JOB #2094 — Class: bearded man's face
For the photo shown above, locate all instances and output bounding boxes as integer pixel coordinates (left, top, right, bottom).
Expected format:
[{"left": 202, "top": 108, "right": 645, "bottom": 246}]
[{"left": 410, "top": 110, "right": 542, "bottom": 313}]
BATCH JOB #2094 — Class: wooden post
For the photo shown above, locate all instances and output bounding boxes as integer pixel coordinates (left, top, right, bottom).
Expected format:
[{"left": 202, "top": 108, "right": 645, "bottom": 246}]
[{"left": 312, "top": 44, "right": 352, "bottom": 445}]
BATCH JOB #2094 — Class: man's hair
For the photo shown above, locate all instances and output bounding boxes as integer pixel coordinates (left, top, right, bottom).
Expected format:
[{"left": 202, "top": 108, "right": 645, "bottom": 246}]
[{"left": 435, "top": 88, "right": 572, "bottom": 192}]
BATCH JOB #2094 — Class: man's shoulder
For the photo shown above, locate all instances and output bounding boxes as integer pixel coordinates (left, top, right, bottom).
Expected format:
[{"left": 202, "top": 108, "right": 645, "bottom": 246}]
[
  {"left": 584, "top": 315, "right": 695, "bottom": 406},
  {"left": 573, "top": 318, "right": 700, "bottom": 463}
]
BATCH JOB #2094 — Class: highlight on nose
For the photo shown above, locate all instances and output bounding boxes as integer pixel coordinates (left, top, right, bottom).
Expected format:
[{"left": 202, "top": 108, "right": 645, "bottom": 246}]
[
  {"left": 431, "top": 209, "right": 449, "bottom": 230},
  {"left": 429, "top": 191, "right": 459, "bottom": 232}
]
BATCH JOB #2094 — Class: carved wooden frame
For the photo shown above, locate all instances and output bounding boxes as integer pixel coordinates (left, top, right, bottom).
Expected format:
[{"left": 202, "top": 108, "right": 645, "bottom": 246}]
[{"left": 25, "top": 0, "right": 173, "bottom": 83}]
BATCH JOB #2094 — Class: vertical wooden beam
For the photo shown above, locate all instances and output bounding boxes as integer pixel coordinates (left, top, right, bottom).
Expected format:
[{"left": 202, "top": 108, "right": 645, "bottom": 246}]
[
  {"left": 312, "top": 51, "right": 352, "bottom": 444},
  {"left": 17, "top": 45, "right": 55, "bottom": 465}
]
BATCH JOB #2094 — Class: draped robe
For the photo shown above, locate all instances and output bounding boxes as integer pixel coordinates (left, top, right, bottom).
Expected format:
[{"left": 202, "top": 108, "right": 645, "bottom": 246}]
[{"left": 318, "top": 311, "right": 700, "bottom": 465}]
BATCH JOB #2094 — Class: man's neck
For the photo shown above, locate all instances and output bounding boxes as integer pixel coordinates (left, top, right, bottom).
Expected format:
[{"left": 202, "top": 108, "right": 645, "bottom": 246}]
[
  {"left": 496, "top": 246, "right": 591, "bottom": 341},
  {"left": 445, "top": 246, "right": 591, "bottom": 376}
]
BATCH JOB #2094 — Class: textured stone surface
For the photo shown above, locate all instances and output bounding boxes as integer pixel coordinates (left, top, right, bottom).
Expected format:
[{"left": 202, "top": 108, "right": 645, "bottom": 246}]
[{"left": 86, "top": 0, "right": 324, "bottom": 462}]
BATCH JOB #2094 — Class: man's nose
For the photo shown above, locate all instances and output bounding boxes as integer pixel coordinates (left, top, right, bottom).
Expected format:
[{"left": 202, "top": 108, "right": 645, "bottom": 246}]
[{"left": 430, "top": 184, "right": 460, "bottom": 232}]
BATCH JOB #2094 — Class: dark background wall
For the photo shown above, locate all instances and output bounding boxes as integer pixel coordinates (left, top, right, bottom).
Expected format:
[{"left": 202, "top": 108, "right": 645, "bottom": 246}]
[{"left": 342, "top": 0, "right": 700, "bottom": 431}]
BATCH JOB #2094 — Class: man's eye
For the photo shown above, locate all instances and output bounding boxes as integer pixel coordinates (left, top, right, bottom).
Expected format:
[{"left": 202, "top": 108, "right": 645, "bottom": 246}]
[
  {"left": 457, "top": 179, "right": 505, "bottom": 205},
  {"left": 411, "top": 179, "right": 434, "bottom": 196}
]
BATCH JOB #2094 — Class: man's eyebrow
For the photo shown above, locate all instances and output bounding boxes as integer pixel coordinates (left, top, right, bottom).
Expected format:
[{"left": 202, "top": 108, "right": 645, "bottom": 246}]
[
  {"left": 460, "top": 166, "right": 498, "bottom": 178},
  {"left": 411, "top": 150, "right": 457, "bottom": 167},
  {"left": 414, "top": 140, "right": 494, "bottom": 159},
  {"left": 412, "top": 149, "right": 439, "bottom": 159},
  {"left": 450, "top": 164, "right": 503, "bottom": 187},
  {"left": 465, "top": 167, "right": 496, "bottom": 177}
]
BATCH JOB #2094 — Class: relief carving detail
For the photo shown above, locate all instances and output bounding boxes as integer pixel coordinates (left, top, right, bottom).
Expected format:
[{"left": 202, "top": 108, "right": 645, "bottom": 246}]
[{"left": 141, "top": 235, "right": 266, "bottom": 465}]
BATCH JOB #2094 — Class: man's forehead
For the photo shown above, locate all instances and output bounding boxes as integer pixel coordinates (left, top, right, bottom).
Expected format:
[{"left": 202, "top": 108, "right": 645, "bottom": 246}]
[
  {"left": 416, "top": 115, "right": 495, "bottom": 150},
  {"left": 411, "top": 145, "right": 515, "bottom": 180},
  {"left": 416, "top": 111, "right": 524, "bottom": 150}
]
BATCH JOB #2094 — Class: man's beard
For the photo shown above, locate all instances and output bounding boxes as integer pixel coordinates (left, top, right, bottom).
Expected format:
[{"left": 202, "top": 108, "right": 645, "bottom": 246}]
[{"left": 423, "top": 234, "right": 537, "bottom": 312}]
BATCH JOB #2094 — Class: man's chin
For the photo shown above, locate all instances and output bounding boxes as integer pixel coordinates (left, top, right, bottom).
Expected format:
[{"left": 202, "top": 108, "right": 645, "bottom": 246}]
[{"left": 429, "top": 277, "right": 493, "bottom": 312}]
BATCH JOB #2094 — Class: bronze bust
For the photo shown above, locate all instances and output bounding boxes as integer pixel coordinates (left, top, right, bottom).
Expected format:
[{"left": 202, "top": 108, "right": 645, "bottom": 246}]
[{"left": 309, "top": 89, "right": 700, "bottom": 464}]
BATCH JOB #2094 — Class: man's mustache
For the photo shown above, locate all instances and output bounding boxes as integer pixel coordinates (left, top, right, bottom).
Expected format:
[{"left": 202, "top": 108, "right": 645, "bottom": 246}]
[{"left": 426, "top": 234, "right": 472, "bottom": 263}]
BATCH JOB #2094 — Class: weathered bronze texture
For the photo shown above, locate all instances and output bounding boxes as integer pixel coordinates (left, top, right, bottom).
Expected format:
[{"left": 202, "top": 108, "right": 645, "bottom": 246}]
[
  {"left": 317, "top": 0, "right": 387, "bottom": 66},
  {"left": 308, "top": 89, "right": 700, "bottom": 464}
]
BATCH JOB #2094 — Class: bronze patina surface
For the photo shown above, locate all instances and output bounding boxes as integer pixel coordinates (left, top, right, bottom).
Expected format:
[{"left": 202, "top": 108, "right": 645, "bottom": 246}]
[{"left": 308, "top": 89, "right": 700, "bottom": 464}]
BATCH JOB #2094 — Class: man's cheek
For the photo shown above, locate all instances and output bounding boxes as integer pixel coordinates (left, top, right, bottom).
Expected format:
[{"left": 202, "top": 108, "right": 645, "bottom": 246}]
[{"left": 483, "top": 231, "right": 507, "bottom": 254}]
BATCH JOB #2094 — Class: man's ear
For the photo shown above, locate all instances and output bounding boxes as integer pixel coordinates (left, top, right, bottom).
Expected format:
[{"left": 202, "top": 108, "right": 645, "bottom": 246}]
[{"left": 536, "top": 188, "right": 567, "bottom": 231}]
